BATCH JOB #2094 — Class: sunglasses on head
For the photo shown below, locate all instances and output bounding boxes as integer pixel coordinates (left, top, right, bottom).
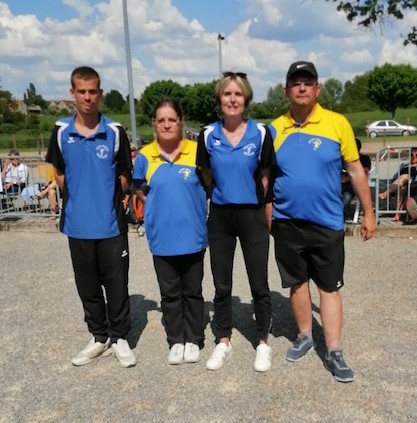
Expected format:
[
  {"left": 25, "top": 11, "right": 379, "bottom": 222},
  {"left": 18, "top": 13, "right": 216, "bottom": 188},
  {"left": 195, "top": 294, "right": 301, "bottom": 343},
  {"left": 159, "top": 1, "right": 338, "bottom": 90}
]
[{"left": 223, "top": 71, "right": 247, "bottom": 79}]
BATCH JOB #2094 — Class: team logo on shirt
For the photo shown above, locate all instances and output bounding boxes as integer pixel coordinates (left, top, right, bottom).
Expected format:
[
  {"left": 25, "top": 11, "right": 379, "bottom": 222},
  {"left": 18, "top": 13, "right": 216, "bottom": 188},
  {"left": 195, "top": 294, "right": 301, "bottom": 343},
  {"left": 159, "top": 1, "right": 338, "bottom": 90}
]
[
  {"left": 308, "top": 138, "right": 322, "bottom": 151},
  {"left": 68, "top": 136, "right": 75, "bottom": 144},
  {"left": 96, "top": 145, "right": 109, "bottom": 159},
  {"left": 214, "top": 139, "right": 221, "bottom": 146},
  {"left": 179, "top": 168, "right": 191, "bottom": 180},
  {"left": 243, "top": 143, "right": 256, "bottom": 156}
]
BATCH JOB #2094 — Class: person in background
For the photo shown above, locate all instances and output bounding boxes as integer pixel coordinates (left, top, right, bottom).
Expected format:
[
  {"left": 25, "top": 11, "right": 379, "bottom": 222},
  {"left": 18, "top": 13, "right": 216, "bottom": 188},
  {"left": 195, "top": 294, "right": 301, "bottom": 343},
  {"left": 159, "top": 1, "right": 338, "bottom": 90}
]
[
  {"left": 130, "top": 144, "right": 138, "bottom": 165},
  {"left": 341, "top": 137, "right": 371, "bottom": 219},
  {"left": 133, "top": 99, "right": 207, "bottom": 365},
  {"left": 46, "top": 66, "right": 136, "bottom": 368},
  {"left": 197, "top": 71, "right": 275, "bottom": 373},
  {"left": 379, "top": 147, "right": 417, "bottom": 221},
  {"left": 35, "top": 179, "right": 59, "bottom": 216},
  {"left": 1, "top": 150, "right": 29, "bottom": 194},
  {"left": 128, "top": 143, "right": 146, "bottom": 236},
  {"left": 268, "top": 61, "right": 375, "bottom": 382}
]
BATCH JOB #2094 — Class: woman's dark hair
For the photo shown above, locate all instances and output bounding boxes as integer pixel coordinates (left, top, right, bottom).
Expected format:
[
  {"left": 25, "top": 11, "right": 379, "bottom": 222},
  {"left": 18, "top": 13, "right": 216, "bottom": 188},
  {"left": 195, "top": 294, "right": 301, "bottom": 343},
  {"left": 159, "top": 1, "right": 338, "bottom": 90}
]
[{"left": 152, "top": 99, "right": 184, "bottom": 119}]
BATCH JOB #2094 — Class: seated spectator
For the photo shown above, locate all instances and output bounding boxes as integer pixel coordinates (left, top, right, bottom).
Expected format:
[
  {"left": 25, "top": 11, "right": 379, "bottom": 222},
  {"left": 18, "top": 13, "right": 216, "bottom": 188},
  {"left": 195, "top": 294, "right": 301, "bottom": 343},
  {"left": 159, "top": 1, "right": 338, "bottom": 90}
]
[
  {"left": 379, "top": 147, "right": 417, "bottom": 221},
  {"left": 1, "top": 150, "right": 29, "bottom": 194},
  {"left": 35, "top": 179, "right": 59, "bottom": 216},
  {"left": 342, "top": 138, "right": 371, "bottom": 219}
]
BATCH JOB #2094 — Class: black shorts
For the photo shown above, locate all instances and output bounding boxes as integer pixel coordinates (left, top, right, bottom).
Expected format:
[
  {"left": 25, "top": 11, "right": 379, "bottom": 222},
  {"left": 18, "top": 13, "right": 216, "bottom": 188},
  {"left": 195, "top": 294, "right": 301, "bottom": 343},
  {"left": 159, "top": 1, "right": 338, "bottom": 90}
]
[{"left": 271, "top": 219, "right": 345, "bottom": 291}]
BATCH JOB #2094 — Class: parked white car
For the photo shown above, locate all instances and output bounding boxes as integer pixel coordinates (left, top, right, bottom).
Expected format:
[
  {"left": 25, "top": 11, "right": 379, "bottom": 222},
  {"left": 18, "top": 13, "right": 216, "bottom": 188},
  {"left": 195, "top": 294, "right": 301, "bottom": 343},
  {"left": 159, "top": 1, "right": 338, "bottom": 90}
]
[{"left": 366, "top": 120, "right": 417, "bottom": 138}]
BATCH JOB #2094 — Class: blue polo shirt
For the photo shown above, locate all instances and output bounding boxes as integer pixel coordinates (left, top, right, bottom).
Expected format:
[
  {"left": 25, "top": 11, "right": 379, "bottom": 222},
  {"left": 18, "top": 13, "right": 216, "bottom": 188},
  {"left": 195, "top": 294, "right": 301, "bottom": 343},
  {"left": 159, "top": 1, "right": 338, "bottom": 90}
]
[
  {"left": 196, "top": 119, "right": 274, "bottom": 205},
  {"left": 268, "top": 104, "right": 359, "bottom": 230},
  {"left": 132, "top": 139, "right": 207, "bottom": 256},
  {"left": 46, "top": 114, "right": 132, "bottom": 239}
]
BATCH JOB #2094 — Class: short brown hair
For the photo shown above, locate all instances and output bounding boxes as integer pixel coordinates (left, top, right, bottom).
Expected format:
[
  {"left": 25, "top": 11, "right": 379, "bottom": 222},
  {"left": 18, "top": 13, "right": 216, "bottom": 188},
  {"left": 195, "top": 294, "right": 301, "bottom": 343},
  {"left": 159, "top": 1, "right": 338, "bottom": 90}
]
[{"left": 70, "top": 66, "right": 101, "bottom": 89}]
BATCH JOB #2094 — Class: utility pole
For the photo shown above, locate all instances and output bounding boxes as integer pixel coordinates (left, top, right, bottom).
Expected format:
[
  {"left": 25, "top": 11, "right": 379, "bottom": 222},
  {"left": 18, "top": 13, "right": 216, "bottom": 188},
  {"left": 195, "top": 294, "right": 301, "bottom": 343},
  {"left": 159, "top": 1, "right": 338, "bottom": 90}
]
[
  {"left": 122, "top": 0, "right": 139, "bottom": 147},
  {"left": 218, "top": 34, "right": 225, "bottom": 76}
]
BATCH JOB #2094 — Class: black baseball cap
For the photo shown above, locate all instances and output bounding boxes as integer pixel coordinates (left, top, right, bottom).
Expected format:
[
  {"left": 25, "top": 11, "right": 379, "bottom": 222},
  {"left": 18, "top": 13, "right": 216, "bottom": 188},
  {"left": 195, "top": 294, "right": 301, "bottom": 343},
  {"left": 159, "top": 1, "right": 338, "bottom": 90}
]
[{"left": 286, "top": 61, "right": 318, "bottom": 83}]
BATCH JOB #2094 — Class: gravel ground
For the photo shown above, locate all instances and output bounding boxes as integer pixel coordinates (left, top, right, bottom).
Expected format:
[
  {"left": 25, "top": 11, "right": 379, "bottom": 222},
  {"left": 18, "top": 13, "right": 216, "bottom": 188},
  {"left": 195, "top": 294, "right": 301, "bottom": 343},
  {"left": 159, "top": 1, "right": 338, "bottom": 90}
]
[{"left": 1, "top": 231, "right": 416, "bottom": 423}]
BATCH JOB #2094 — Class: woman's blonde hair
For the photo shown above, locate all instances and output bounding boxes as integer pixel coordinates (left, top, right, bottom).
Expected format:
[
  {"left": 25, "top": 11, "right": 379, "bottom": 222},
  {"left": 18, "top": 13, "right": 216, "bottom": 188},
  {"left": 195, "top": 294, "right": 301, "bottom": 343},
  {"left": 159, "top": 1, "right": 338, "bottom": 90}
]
[{"left": 215, "top": 72, "right": 253, "bottom": 108}]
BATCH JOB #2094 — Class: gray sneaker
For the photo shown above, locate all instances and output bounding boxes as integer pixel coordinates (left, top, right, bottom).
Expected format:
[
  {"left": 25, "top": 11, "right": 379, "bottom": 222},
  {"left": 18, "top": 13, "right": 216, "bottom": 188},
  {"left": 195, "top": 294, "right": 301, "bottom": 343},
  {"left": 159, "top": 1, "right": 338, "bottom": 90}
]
[
  {"left": 324, "top": 350, "right": 354, "bottom": 383},
  {"left": 286, "top": 334, "right": 314, "bottom": 362}
]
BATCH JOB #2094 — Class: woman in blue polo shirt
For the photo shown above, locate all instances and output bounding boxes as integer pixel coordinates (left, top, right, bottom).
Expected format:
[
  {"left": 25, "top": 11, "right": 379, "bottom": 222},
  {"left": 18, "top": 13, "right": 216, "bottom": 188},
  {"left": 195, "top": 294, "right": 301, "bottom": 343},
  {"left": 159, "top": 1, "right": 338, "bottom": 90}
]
[
  {"left": 132, "top": 99, "right": 207, "bottom": 365},
  {"left": 196, "top": 72, "right": 275, "bottom": 372}
]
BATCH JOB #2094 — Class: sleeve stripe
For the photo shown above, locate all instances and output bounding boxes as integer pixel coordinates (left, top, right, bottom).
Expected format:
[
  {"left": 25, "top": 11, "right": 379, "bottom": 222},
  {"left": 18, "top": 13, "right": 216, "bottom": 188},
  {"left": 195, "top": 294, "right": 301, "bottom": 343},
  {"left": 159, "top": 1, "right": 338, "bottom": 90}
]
[
  {"left": 108, "top": 122, "right": 121, "bottom": 155},
  {"left": 257, "top": 123, "right": 266, "bottom": 161},
  {"left": 56, "top": 121, "right": 70, "bottom": 153}
]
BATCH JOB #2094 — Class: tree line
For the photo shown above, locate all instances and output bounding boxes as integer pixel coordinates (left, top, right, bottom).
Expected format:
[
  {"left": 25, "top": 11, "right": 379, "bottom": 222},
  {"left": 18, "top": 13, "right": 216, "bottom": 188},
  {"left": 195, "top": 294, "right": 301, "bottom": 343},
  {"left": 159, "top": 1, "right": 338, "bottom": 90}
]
[
  {"left": 134, "top": 63, "right": 417, "bottom": 124},
  {"left": 1, "top": 63, "right": 417, "bottom": 136}
]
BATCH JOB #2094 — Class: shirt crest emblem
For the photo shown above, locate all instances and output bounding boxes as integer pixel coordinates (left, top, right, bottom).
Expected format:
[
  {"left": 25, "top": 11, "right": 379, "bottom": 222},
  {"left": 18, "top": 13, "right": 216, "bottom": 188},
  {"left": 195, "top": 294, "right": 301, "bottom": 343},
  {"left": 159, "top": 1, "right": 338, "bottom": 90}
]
[
  {"left": 96, "top": 145, "right": 109, "bottom": 159},
  {"left": 308, "top": 138, "right": 322, "bottom": 151},
  {"left": 243, "top": 143, "right": 256, "bottom": 156}
]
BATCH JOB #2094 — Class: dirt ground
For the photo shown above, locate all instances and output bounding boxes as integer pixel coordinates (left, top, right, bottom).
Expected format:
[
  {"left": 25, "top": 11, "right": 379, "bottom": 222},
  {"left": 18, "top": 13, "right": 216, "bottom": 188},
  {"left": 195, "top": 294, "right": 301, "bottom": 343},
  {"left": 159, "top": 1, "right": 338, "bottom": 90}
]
[{"left": 1, "top": 231, "right": 416, "bottom": 423}]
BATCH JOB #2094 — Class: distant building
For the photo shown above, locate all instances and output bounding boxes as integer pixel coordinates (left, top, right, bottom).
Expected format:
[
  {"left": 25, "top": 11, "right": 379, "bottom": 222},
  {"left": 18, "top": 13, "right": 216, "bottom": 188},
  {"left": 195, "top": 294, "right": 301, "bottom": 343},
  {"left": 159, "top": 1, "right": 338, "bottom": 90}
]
[
  {"left": 28, "top": 105, "right": 42, "bottom": 114},
  {"left": 48, "top": 100, "right": 75, "bottom": 114},
  {"left": 14, "top": 100, "right": 28, "bottom": 115}
]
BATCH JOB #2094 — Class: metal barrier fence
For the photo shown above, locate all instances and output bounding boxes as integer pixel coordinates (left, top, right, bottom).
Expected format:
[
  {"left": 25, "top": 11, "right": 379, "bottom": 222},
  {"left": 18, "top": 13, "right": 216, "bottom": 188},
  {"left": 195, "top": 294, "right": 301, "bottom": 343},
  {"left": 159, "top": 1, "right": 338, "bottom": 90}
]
[
  {"left": 374, "top": 146, "right": 417, "bottom": 222},
  {"left": 0, "top": 155, "right": 61, "bottom": 218},
  {"left": 3, "top": 147, "right": 416, "bottom": 224}
]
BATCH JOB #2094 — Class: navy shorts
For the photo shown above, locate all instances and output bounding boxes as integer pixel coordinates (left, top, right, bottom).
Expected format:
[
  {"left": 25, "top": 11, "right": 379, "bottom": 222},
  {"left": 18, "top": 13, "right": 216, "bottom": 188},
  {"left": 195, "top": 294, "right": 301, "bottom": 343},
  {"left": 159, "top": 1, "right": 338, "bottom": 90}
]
[{"left": 271, "top": 219, "right": 345, "bottom": 291}]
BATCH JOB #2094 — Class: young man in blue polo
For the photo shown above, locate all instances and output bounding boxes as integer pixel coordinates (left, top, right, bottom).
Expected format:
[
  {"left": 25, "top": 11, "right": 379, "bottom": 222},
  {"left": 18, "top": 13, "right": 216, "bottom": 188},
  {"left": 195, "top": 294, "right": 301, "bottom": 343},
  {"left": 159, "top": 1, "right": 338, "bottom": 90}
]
[
  {"left": 46, "top": 66, "right": 136, "bottom": 368},
  {"left": 268, "top": 61, "right": 376, "bottom": 382}
]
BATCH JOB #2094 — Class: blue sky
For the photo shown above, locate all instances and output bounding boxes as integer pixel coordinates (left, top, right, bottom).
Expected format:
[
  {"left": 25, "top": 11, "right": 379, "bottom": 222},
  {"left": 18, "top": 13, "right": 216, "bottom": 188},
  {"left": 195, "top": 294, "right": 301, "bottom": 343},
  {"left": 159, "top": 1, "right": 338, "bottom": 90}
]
[{"left": 1, "top": 0, "right": 417, "bottom": 102}]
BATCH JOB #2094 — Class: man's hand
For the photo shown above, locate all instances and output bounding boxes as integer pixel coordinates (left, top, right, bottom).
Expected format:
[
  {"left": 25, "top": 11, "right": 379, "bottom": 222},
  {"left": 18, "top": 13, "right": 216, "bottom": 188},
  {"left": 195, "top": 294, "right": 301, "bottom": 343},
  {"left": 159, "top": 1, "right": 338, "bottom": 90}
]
[{"left": 360, "top": 214, "right": 376, "bottom": 241}]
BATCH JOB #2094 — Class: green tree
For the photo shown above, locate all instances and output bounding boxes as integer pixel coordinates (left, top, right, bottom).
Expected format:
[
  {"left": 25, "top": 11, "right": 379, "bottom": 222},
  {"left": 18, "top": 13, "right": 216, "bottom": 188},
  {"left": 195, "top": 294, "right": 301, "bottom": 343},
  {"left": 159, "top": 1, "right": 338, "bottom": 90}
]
[
  {"left": 0, "top": 89, "right": 13, "bottom": 100},
  {"left": 248, "top": 102, "right": 272, "bottom": 119},
  {"left": 325, "top": 0, "right": 417, "bottom": 46},
  {"left": 0, "top": 82, "right": 25, "bottom": 128},
  {"left": 183, "top": 80, "right": 218, "bottom": 125},
  {"left": 264, "top": 83, "right": 288, "bottom": 117},
  {"left": 319, "top": 78, "right": 343, "bottom": 111},
  {"left": 367, "top": 63, "right": 417, "bottom": 117},
  {"left": 139, "top": 80, "right": 185, "bottom": 119},
  {"left": 104, "top": 89, "right": 126, "bottom": 112},
  {"left": 23, "top": 82, "right": 47, "bottom": 109},
  {"left": 339, "top": 73, "right": 378, "bottom": 112}
]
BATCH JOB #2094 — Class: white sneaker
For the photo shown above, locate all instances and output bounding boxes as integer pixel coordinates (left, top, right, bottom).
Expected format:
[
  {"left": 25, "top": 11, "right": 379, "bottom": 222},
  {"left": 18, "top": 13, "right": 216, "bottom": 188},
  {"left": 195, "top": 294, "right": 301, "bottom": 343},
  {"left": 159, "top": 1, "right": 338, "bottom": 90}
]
[
  {"left": 71, "top": 337, "right": 110, "bottom": 366},
  {"left": 206, "top": 342, "right": 232, "bottom": 370},
  {"left": 184, "top": 342, "right": 200, "bottom": 363},
  {"left": 168, "top": 343, "right": 184, "bottom": 365},
  {"left": 254, "top": 343, "right": 272, "bottom": 372},
  {"left": 111, "top": 339, "right": 136, "bottom": 368},
  {"left": 138, "top": 224, "right": 146, "bottom": 237}
]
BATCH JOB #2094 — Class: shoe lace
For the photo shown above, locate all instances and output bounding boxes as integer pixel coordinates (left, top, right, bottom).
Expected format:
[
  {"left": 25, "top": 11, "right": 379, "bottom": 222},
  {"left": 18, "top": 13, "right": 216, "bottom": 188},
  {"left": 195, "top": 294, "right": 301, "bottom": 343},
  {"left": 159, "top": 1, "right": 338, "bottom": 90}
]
[
  {"left": 331, "top": 351, "right": 347, "bottom": 366},
  {"left": 293, "top": 335, "right": 307, "bottom": 348}
]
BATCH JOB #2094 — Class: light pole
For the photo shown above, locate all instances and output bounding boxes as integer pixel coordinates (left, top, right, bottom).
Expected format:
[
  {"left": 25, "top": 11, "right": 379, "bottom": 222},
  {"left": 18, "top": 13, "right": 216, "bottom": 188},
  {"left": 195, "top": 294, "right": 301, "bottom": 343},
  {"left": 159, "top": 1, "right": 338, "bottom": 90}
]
[
  {"left": 218, "top": 34, "right": 224, "bottom": 76},
  {"left": 122, "top": 0, "right": 139, "bottom": 147}
]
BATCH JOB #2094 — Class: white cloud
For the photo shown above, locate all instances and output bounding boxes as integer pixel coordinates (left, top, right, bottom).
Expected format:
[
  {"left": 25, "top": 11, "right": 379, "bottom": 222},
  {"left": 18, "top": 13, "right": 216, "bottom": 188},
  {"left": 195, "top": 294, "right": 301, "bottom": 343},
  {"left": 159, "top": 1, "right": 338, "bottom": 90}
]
[
  {"left": 62, "top": 0, "right": 94, "bottom": 19},
  {"left": 0, "top": 0, "right": 417, "bottom": 103},
  {"left": 243, "top": 0, "right": 282, "bottom": 25},
  {"left": 379, "top": 39, "right": 417, "bottom": 66},
  {"left": 341, "top": 49, "right": 374, "bottom": 66}
]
